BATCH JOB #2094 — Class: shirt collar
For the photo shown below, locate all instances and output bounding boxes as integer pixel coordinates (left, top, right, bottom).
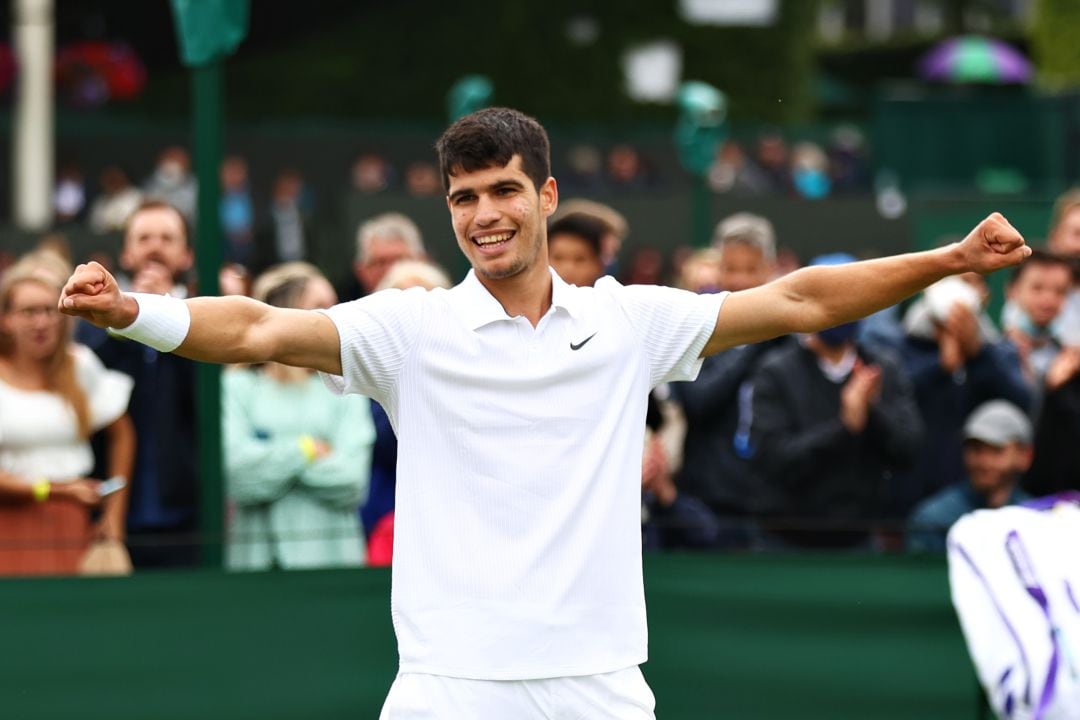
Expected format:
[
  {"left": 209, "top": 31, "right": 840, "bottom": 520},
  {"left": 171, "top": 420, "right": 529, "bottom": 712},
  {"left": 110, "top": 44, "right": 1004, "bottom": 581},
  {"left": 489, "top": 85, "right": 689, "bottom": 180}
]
[{"left": 452, "top": 267, "right": 583, "bottom": 331}]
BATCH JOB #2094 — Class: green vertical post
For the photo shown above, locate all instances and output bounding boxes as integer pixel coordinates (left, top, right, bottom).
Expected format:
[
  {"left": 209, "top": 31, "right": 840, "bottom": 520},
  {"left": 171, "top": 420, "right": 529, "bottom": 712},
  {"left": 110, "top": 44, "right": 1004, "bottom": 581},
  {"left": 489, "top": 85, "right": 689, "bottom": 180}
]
[
  {"left": 194, "top": 61, "right": 223, "bottom": 568},
  {"left": 674, "top": 81, "right": 727, "bottom": 248},
  {"left": 169, "top": 0, "right": 248, "bottom": 569}
]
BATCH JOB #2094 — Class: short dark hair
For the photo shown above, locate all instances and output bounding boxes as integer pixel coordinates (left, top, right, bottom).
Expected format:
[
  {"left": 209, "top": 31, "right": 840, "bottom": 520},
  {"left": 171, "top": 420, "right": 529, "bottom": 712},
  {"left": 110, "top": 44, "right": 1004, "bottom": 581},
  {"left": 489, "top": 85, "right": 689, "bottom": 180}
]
[
  {"left": 547, "top": 213, "right": 604, "bottom": 259},
  {"left": 124, "top": 198, "right": 191, "bottom": 246},
  {"left": 435, "top": 107, "right": 551, "bottom": 193},
  {"left": 1009, "top": 248, "right": 1076, "bottom": 285}
]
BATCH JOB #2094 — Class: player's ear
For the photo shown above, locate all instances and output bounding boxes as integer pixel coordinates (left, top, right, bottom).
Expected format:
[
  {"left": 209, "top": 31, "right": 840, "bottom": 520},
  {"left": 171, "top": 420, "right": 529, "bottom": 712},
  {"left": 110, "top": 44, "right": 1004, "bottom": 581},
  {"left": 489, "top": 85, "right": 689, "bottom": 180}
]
[{"left": 540, "top": 177, "right": 558, "bottom": 218}]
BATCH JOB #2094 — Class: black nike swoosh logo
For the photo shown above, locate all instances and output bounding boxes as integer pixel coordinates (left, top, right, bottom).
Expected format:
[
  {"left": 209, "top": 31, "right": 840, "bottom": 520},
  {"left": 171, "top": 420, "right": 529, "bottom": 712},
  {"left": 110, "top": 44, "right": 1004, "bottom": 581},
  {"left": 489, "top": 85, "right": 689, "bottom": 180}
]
[{"left": 570, "top": 332, "right": 597, "bottom": 351}]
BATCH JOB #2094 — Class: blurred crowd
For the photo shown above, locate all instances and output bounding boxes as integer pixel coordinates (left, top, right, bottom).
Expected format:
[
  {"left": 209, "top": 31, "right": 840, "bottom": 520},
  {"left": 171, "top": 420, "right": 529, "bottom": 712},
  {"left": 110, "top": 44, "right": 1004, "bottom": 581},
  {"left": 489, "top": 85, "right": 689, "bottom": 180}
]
[{"left": 1, "top": 140, "right": 1075, "bottom": 577}]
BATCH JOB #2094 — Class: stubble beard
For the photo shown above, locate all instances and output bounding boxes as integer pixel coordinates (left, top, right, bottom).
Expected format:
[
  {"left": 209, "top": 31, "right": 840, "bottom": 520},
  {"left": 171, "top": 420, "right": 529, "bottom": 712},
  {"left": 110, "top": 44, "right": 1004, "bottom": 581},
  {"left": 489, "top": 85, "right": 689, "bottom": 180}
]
[{"left": 474, "top": 229, "right": 544, "bottom": 282}]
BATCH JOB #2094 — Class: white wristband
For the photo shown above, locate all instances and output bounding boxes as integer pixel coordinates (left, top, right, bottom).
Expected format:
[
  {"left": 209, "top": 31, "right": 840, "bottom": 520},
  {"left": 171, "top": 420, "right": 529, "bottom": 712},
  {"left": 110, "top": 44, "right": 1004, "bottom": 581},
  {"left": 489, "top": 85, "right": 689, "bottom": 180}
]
[{"left": 107, "top": 293, "right": 191, "bottom": 352}]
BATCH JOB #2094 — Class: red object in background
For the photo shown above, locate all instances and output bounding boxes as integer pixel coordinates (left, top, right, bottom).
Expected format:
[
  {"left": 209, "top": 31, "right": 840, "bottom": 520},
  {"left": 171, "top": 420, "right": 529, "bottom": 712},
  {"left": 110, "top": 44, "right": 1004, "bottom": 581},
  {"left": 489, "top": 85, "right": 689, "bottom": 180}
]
[
  {"left": 55, "top": 41, "right": 146, "bottom": 107},
  {"left": 366, "top": 512, "right": 394, "bottom": 567},
  {"left": 0, "top": 43, "right": 14, "bottom": 95}
]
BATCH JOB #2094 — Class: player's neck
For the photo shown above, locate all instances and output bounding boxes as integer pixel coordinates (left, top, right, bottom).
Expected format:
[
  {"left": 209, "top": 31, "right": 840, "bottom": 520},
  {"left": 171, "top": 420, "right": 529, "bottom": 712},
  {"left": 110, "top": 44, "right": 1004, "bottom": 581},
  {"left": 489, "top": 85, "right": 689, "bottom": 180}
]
[{"left": 479, "top": 262, "right": 553, "bottom": 328}]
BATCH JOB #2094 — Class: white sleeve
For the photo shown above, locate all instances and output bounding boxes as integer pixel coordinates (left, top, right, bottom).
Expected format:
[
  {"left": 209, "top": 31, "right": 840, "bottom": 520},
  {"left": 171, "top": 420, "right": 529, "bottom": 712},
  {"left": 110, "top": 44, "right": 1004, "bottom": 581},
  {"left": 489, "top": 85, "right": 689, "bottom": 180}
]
[
  {"left": 73, "top": 344, "right": 134, "bottom": 432},
  {"left": 316, "top": 287, "right": 425, "bottom": 402},
  {"left": 598, "top": 277, "right": 727, "bottom": 388}
]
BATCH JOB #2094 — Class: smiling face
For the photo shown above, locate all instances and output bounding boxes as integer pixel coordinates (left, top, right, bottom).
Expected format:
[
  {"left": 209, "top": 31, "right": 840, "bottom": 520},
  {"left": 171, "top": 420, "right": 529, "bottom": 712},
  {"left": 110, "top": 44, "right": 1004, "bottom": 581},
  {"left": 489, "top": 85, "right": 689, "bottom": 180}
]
[
  {"left": 121, "top": 205, "right": 192, "bottom": 277},
  {"left": 447, "top": 155, "right": 558, "bottom": 284}
]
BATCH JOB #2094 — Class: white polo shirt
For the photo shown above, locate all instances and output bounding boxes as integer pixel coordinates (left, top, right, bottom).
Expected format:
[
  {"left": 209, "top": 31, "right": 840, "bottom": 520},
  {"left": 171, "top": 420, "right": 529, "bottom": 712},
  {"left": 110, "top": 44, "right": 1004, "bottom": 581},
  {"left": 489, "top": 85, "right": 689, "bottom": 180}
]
[{"left": 320, "top": 268, "right": 726, "bottom": 680}]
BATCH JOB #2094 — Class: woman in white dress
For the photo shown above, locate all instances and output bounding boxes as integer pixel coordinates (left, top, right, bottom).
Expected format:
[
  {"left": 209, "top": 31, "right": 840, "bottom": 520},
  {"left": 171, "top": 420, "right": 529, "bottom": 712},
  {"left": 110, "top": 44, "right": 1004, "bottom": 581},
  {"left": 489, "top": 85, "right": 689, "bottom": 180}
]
[{"left": 0, "top": 250, "right": 135, "bottom": 575}]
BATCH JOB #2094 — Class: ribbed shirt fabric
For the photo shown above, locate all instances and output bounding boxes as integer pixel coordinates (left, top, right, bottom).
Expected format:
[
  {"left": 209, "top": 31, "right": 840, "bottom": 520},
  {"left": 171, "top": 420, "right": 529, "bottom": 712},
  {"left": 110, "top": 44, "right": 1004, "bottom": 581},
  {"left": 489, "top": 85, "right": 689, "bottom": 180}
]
[{"left": 320, "top": 268, "right": 725, "bottom": 680}]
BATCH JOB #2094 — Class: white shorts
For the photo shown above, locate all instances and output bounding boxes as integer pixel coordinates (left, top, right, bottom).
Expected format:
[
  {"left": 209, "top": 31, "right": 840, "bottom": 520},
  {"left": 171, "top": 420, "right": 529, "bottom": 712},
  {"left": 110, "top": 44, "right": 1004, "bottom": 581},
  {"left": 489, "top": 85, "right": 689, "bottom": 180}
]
[{"left": 378, "top": 666, "right": 656, "bottom": 720}]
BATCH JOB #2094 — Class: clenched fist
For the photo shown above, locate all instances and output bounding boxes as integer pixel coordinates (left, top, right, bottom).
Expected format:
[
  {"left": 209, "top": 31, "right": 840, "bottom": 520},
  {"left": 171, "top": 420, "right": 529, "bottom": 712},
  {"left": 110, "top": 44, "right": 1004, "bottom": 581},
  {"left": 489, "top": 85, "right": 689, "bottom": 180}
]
[
  {"left": 58, "top": 261, "right": 139, "bottom": 329},
  {"left": 955, "top": 213, "right": 1032, "bottom": 274}
]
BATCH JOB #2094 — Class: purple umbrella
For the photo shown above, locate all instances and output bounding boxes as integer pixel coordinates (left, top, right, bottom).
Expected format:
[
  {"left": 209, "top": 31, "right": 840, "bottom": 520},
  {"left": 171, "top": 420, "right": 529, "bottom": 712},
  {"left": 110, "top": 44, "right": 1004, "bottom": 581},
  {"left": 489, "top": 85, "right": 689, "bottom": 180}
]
[{"left": 918, "top": 35, "right": 1032, "bottom": 84}]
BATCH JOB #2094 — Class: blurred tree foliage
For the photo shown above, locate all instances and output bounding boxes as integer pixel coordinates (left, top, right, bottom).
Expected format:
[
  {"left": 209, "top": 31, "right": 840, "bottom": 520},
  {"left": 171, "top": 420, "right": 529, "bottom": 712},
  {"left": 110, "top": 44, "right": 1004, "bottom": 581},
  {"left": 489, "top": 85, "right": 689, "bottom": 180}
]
[
  {"left": 1032, "top": 0, "right": 1080, "bottom": 89},
  {"left": 127, "top": 0, "right": 817, "bottom": 125}
]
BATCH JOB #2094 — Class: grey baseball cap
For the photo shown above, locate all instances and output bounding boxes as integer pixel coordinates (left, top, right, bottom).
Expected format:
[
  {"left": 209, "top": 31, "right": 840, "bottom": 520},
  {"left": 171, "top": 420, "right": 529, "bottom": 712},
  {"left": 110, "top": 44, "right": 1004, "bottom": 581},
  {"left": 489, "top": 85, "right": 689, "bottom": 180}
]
[{"left": 963, "top": 400, "right": 1033, "bottom": 447}]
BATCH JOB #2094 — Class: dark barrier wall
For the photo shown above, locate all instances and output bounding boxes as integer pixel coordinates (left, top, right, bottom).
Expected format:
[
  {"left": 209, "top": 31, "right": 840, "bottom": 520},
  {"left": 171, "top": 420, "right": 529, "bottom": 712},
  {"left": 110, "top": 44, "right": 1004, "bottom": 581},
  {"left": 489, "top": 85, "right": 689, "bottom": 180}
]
[{"left": 2, "top": 554, "right": 976, "bottom": 719}]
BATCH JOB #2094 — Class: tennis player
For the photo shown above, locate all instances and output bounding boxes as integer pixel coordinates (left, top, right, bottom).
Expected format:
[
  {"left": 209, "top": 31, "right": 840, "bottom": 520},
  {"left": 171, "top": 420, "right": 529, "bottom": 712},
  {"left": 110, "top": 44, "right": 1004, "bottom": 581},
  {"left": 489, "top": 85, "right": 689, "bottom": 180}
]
[{"left": 60, "top": 108, "right": 1029, "bottom": 718}]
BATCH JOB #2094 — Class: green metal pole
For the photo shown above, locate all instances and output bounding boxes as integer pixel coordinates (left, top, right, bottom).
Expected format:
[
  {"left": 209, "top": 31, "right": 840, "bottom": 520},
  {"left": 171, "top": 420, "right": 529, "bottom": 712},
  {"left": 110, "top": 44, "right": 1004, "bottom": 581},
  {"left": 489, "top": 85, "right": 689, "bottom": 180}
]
[{"left": 193, "top": 61, "right": 223, "bottom": 568}]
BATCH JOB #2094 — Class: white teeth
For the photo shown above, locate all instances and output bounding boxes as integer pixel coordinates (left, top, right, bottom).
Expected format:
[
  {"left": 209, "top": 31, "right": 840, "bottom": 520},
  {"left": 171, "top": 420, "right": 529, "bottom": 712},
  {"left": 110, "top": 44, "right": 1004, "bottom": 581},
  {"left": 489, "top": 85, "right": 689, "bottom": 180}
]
[{"left": 475, "top": 232, "right": 512, "bottom": 245}]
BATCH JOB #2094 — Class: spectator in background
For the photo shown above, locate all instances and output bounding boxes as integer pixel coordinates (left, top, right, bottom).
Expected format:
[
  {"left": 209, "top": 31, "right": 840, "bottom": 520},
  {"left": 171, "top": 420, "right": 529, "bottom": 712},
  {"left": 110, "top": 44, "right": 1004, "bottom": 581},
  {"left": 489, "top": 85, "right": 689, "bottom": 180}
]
[
  {"left": 405, "top": 162, "right": 441, "bottom": 197},
  {"left": 1003, "top": 250, "right": 1072, "bottom": 390},
  {"left": 363, "top": 258, "right": 453, "bottom": 567},
  {"left": 641, "top": 392, "right": 720, "bottom": 552},
  {"left": 623, "top": 246, "right": 664, "bottom": 285},
  {"left": 562, "top": 144, "right": 604, "bottom": 192},
  {"left": 1024, "top": 343, "right": 1080, "bottom": 497},
  {"left": 351, "top": 152, "right": 394, "bottom": 194},
  {"left": 676, "top": 248, "right": 723, "bottom": 294},
  {"left": 77, "top": 200, "right": 200, "bottom": 568},
  {"left": 551, "top": 199, "right": 628, "bottom": 277},
  {"left": 754, "top": 131, "right": 792, "bottom": 194},
  {"left": 143, "top": 146, "right": 197, "bottom": 222},
  {"left": 707, "top": 140, "right": 772, "bottom": 196},
  {"left": 220, "top": 155, "right": 255, "bottom": 267},
  {"left": 269, "top": 169, "right": 312, "bottom": 265},
  {"left": 790, "top": 142, "right": 831, "bottom": 200},
  {"left": 548, "top": 214, "right": 606, "bottom": 288},
  {"left": 1041, "top": 188, "right": 1080, "bottom": 344},
  {"left": 893, "top": 275, "right": 1032, "bottom": 520},
  {"left": 907, "top": 401, "right": 1032, "bottom": 553},
  {"left": 341, "top": 213, "right": 430, "bottom": 561},
  {"left": 713, "top": 213, "right": 776, "bottom": 292},
  {"left": 606, "top": 144, "right": 651, "bottom": 190},
  {"left": 750, "top": 256, "right": 923, "bottom": 550},
  {"left": 0, "top": 250, "right": 134, "bottom": 575},
  {"left": 344, "top": 212, "right": 427, "bottom": 302},
  {"left": 224, "top": 263, "right": 374, "bottom": 571},
  {"left": 671, "top": 214, "right": 786, "bottom": 548},
  {"left": 53, "top": 162, "right": 87, "bottom": 224},
  {"left": 88, "top": 166, "right": 143, "bottom": 235},
  {"left": 827, "top": 126, "right": 871, "bottom": 196}
]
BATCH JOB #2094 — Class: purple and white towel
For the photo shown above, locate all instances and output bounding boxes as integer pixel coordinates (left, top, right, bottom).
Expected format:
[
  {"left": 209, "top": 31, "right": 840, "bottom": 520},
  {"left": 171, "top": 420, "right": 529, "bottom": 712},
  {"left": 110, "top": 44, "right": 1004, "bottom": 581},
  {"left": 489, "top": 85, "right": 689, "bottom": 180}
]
[{"left": 948, "top": 497, "right": 1080, "bottom": 720}]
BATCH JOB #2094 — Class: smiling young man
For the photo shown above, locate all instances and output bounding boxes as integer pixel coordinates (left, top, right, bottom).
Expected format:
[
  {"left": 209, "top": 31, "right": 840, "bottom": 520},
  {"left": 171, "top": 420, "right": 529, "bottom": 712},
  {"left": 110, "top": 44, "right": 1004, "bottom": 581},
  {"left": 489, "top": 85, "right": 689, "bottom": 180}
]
[{"left": 60, "top": 108, "right": 1030, "bottom": 718}]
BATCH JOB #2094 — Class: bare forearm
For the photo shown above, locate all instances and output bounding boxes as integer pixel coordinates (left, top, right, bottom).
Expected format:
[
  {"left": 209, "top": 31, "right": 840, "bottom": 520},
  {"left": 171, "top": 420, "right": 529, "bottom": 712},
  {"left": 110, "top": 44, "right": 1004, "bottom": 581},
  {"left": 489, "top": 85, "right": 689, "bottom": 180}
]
[
  {"left": 104, "top": 415, "right": 135, "bottom": 522},
  {"left": 780, "top": 245, "right": 964, "bottom": 331},
  {"left": 706, "top": 214, "right": 1029, "bottom": 355},
  {"left": 175, "top": 296, "right": 278, "bottom": 364},
  {"left": 0, "top": 472, "right": 35, "bottom": 503},
  {"left": 106, "top": 415, "right": 135, "bottom": 480}
]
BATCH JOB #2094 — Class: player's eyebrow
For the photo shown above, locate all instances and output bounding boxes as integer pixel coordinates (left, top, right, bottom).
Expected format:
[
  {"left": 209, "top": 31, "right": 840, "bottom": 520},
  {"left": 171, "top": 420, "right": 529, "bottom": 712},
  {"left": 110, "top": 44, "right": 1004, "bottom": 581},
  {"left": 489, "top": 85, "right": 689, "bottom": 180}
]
[{"left": 448, "top": 178, "right": 525, "bottom": 203}]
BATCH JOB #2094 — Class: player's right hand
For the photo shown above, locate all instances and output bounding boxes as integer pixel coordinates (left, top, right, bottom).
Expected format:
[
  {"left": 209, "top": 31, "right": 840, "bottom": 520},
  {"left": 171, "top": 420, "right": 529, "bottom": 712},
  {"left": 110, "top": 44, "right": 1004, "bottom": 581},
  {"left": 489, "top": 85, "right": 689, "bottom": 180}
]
[{"left": 59, "top": 261, "right": 139, "bottom": 329}]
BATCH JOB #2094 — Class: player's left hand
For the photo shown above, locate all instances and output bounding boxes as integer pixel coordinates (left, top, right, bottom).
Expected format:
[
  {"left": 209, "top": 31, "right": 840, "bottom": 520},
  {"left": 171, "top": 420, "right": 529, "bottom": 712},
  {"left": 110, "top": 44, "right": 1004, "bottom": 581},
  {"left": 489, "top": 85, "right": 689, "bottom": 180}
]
[{"left": 956, "top": 213, "right": 1031, "bottom": 274}]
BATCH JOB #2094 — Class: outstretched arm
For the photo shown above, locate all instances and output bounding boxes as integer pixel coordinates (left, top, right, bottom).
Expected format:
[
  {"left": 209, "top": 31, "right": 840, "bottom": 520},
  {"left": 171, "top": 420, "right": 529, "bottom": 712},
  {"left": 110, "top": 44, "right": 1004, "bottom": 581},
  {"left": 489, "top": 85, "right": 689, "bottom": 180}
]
[
  {"left": 703, "top": 213, "right": 1030, "bottom": 356},
  {"left": 59, "top": 262, "right": 342, "bottom": 374}
]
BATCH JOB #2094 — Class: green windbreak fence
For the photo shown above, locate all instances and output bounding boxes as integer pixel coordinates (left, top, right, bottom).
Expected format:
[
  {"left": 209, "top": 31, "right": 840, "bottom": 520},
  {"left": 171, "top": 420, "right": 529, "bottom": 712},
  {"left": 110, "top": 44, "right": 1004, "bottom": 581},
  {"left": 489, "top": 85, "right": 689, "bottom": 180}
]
[{"left": 1, "top": 553, "right": 977, "bottom": 719}]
